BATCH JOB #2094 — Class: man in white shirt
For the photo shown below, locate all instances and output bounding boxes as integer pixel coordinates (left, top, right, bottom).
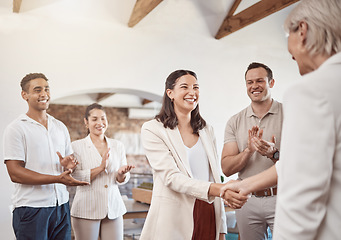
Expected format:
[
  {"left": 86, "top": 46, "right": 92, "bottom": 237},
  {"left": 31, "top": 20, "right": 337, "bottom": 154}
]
[{"left": 3, "top": 73, "right": 88, "bottom": 240}]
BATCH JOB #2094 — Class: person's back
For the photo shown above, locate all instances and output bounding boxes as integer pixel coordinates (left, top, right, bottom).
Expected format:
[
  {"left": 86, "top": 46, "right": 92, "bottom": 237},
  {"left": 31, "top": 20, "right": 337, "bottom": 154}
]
[
  {"left": 275, "top": 52, "right": 341, "bottom": 239},
  {"left": 273, "top": 0, "right": 341, "bottom": 239}
]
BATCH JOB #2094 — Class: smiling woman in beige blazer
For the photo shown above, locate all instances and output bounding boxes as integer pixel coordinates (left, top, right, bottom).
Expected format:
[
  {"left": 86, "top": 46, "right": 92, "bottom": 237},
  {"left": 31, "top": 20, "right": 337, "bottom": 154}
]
[
  {"left": 70, "top": 103, "right": 134, "bottom": 240},
  {"left": 140, "top": 70, "right": 247, "bottom": 240}
]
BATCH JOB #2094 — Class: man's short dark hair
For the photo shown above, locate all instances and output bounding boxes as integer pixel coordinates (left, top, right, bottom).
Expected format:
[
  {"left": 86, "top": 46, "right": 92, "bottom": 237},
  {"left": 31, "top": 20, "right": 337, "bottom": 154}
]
[
  {"left": 20, "top": 73, "right": 48, "bottom": 92},
  {"left": 245, "top": 62, "right": 273, "bottom": 82}
]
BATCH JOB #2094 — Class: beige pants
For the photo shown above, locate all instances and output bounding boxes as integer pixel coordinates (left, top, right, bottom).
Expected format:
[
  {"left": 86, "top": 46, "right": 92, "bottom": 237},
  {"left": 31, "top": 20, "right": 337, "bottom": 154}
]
[
  {"left": 235, "top": 195, "right": 276, "bottom": 240},
  {"left": 71, "top": 216, "right": 123, "bottom": 240}
]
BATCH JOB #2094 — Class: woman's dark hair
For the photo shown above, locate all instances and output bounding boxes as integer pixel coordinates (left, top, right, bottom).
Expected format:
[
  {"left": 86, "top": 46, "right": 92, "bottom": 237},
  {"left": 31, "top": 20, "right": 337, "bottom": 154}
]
[
  {"left": 84, "top": 103, "right": 105, "bottom": 134},
  {"left": 155, "top": 69, "right": 206, "bottom": 134}
]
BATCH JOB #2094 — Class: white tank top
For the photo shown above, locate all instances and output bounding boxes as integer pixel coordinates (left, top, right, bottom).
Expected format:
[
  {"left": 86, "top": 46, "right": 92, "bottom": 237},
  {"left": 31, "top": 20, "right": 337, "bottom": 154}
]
[{"left": 185, "top": 137, "right": 213, "bottom": 181}]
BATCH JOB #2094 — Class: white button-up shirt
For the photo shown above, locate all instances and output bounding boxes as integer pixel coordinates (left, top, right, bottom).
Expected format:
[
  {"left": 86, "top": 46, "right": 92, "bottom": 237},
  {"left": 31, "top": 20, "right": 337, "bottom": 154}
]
[{"left": 3, "top": 114, "right": 73, "bottom": 208}]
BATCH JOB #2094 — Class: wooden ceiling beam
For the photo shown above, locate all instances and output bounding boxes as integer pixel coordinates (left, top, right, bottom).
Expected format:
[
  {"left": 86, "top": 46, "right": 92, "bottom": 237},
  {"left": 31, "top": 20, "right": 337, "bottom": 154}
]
[
  {"left": 215, "top": 0, "right": 300, "bottom": 39},
  {"left": 96, "top": 93, "right": 115, "bottom": 102},
  {"left": 13, "top": 0, "right": 22, "bottom": 13},
  {"left": 141, "top": 98, "right": 152, "bottom": 105},
  {"left": 128, "top": 0, "right": 163, "bottom": 27},
  {"left": 227, "top": 0, "right": 242, "bottom": 18}
]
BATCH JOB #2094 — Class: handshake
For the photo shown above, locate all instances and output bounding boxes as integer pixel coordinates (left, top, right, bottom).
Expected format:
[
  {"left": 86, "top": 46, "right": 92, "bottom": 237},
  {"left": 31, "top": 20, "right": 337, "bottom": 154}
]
[{"left": 218, "top": 180, "right": 250, "bottom": 209}]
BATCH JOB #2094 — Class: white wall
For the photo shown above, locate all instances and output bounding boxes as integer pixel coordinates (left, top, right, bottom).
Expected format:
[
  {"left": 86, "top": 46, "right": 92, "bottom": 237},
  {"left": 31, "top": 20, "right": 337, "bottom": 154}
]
[{"left": 0, "top": 0, "right": 301, "bottom": 237}]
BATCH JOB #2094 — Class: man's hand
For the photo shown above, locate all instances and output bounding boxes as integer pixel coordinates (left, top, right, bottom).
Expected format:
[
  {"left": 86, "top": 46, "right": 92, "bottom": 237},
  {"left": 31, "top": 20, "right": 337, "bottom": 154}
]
[
  {"left": 252, "top": 135, "right": 278, "bottom": 163},
  {"left": 57, "top": 152, "right": 78, "bottom": 172},
  {"left": 220, "top": 180, "right": 249, "bottom": 209},
  {"left": 58, "top": 170, "right": 89, "bottom": 186},
  {"left": 247, "top": 126, "right": 260, "bottom": 153}
]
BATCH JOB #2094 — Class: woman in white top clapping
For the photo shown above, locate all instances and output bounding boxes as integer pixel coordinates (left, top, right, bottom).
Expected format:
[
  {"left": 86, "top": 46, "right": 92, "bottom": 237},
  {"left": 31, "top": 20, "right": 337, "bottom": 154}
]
[{"left": 70, "top": 103, "right": 134, "bottom": 240}]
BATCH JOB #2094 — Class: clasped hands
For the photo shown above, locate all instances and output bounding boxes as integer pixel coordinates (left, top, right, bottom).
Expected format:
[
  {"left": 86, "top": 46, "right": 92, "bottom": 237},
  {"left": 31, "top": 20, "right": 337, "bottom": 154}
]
[{"left": 219, "top": 180, "right": 249, "bottom": 209}]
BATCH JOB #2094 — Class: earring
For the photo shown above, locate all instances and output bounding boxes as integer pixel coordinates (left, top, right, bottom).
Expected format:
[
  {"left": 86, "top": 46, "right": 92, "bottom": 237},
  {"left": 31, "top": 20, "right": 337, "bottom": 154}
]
[{"left": 171, "top": 98, "right": 174, "bottom": 102}]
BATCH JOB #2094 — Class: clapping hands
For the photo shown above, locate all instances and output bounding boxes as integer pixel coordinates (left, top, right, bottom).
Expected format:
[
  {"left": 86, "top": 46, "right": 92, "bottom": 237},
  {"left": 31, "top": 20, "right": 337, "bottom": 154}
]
[
  {"left": 56, "top": 152, "right": 89, "bottom": 186},
  {"left": 57, "top": 152, "right": 78, "bottom": 173},
  {"left": 249, "top": 126, "right": 278, "bottom": 163}
]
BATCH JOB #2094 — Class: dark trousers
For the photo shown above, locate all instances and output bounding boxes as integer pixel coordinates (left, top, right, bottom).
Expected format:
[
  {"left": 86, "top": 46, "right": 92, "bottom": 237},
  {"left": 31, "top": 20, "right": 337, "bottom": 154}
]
[
  {"left": 13, "top": 202, "right": 71, "bottom": 240},
  {"left": 192, "top": 199, "right": 216, "bottom": 240}
]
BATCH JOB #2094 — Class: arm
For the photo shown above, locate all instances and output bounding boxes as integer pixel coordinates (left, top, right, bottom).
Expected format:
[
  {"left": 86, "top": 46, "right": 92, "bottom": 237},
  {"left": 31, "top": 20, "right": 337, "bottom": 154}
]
[
  {"left": 209, "top": 182, "right": 247, "bottom": 209},
  {"left": 220, "top": 165, "right": 278, "bottom": 197},
  {"left": 90, "top": 148, "right": 109, "bottom": 181},
  {"left": 221, "top": 141, "right": 254, "bottom": 177},
  {"left": 114, "top": 141, "right": 133, "bottom": 184},
  {"left": 5, "top": 160, "right": 89, "bottom": 186},
  {"left": 221, "top": 126, "right": 259, "bottom": 176}
]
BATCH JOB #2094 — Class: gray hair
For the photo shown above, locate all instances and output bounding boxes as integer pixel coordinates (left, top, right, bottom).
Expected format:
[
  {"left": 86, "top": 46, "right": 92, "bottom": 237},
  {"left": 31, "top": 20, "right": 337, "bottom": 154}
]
[{"left": 284, "top": 0, "right": 341, "bottom": 56}]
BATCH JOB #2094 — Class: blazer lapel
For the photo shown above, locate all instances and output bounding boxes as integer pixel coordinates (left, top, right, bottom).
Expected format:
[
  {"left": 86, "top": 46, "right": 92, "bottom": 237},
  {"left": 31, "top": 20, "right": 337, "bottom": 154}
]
[
  {"left": 85, "top": 135, "right": 103, "bottom": 166},
  {"left": 199, "top": 128, "right": 221, "bottom": 183},
  {"left": 165, "top": 126, "right": 193, "bottom": 178}
]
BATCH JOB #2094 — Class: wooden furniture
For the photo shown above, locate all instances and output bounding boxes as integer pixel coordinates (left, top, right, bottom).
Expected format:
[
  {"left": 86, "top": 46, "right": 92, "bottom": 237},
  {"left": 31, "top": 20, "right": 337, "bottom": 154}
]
[
  {"left": 123, "top": 198, "right": 149, "bottom": 219},
  {"left": 131, "top": 187, "right": 152, "bottom": 204}
]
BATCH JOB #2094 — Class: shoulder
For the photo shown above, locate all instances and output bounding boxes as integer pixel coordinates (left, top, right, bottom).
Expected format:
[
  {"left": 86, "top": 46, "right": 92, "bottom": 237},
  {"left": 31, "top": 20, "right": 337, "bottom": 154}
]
[
  {"left": 142, "top": 119, "right": 163, "bottom": 131},
  {"left": 49, "top": 115, "right": 68, "bottom": 130},
  {"left": 202, "top": 124, "right": 214, "bottom": 135},
  {"left": 4, "top": 115, "right": 26, "bottom": 135},
  {"left": 225, "top": 106, "right": 249, "bottom": 128},
  {"left": 71, "top": 138, "right": 87, "bottom": 148},
  {"left": 230, "top": 106, "right": 249, "bottom": 121},
  {"left": 273, "top": 100, "right": 283, "bottom": 107},
  {"left": 107, "top": 137, "right": 125, "bottom": 148}
]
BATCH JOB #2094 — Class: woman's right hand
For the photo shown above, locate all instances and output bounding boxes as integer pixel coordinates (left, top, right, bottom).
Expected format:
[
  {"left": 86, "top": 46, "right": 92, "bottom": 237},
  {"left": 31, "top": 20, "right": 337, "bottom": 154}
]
[
  {"left": 100, "top": 148, "right": 110, "bottom": 171},
  {"left": 220, "top": 180, "right": 249, "bottom": 209}
]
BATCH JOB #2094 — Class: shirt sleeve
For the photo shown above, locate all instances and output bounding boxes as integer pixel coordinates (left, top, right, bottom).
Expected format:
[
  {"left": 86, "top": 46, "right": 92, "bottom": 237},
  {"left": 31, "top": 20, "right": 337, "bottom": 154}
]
[
  {"left": 71, "top": 141, "right": 91, "bottom": 183},
  {"left": 224, "top": 117, "right": 237, "bottom": 144},
  {"left": 3, "top": 123, "right": 25, "bottom": 162},
  {"left": 62, "top": 123, "right": 73, "bottom": 157}
]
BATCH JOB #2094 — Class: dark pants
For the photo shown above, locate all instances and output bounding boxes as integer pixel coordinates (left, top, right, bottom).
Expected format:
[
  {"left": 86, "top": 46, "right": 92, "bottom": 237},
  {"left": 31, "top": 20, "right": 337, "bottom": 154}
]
[{"left": 13, "top": 202, "right": 71, "bottom": 240}]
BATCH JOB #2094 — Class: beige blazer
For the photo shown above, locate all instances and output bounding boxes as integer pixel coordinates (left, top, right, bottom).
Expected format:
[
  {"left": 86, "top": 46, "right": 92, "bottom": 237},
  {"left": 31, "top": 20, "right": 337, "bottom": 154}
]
[
  {"left": 274, "top": 52, "right": 341, "bottom": 239},
  {"left": 140, "top": 119, "right": 227, "bottom": 240},
  {"left": 70, "top": 135, "right": 129, "bottom": 220}
]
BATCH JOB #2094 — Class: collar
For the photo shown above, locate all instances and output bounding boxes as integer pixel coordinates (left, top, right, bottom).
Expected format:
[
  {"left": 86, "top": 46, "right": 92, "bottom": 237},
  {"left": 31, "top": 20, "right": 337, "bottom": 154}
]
[
  {"left": 19, "top": 113, "right": 54, "bottom": 125},
  {"left": 246, "top": 99, "right": 280, "bottom": 118},
  {"left": 318, "top": 51, "right": 341, "bottom": 69},
  {"left": 85, "top": 134, "right": 109, "bottom": 148}
]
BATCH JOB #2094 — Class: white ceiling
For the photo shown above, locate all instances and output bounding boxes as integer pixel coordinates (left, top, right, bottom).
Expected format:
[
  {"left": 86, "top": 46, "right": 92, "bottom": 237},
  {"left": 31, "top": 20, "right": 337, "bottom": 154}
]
[{"left": 0, "top": 0, "right": 299, "bottom": 110}]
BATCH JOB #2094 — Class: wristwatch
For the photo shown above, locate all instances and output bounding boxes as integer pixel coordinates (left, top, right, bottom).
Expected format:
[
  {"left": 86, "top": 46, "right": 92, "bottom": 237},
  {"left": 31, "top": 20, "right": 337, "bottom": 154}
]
[{"left": 273, "top": 150, "right": 280, "bottom": 161}]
